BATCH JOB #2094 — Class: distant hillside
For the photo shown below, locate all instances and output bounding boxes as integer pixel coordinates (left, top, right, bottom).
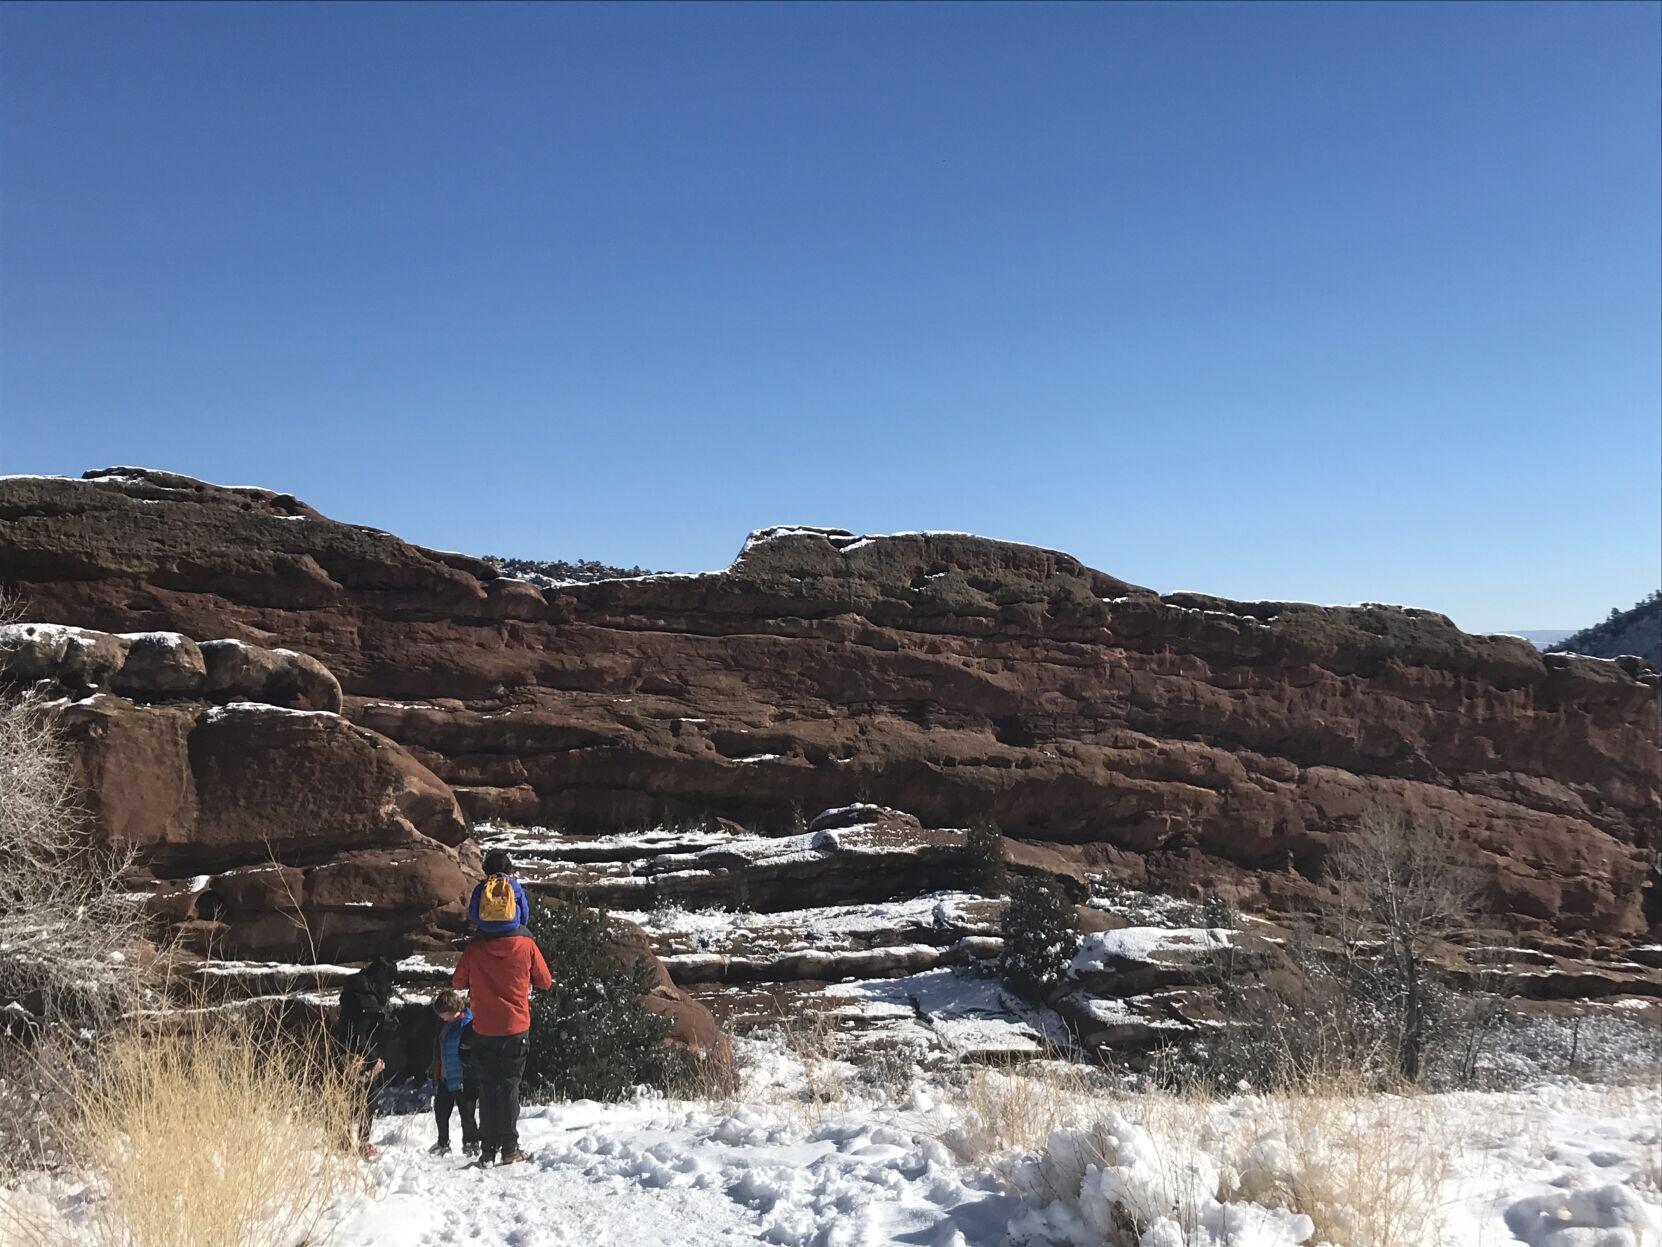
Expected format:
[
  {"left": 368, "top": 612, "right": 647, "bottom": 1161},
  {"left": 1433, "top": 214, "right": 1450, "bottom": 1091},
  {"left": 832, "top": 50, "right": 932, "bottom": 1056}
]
[
  {"left": 483, "top": 555, "right": 658, "bottom": 588},
  {"left": 1549, "top": 592, "right": 1662, "bottom": 666},
  {"left": 1507, "top": 629, "right": 1575, "bottom": 650}
]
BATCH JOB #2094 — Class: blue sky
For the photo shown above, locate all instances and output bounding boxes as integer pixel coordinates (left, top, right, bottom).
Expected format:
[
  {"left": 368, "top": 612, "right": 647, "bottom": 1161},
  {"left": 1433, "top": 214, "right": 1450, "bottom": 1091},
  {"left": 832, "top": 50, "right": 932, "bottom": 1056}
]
[{"left": 2, "top": 2, "right": 1657, "bottom": 633}]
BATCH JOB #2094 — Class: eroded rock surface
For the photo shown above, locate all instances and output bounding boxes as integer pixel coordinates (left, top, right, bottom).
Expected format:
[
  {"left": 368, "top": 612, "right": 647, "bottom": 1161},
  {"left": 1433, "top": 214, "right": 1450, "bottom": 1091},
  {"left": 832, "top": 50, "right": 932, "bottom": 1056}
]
[
  {"left": 2, "top": 620, "right": 476, "bottom": 960},
  {"left": 3, "top": 468, "right": 1657, "bottom": 944}
]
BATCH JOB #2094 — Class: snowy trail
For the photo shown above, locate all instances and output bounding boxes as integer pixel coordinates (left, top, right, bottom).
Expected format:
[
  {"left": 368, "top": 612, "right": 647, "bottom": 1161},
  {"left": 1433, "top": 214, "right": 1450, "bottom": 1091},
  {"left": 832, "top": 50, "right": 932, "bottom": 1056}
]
[
  {"left": 327, "top": 1098, "right": 1015, "bottom": 1247},
  {"left": 319, "top": 1080, "right": 1662, "bottom": 1247}
]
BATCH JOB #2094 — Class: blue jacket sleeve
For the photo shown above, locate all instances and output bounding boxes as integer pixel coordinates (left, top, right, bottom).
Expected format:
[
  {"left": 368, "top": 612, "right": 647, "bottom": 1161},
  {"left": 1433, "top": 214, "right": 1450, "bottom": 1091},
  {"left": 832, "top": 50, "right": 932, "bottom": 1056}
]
[
  {"left": 467, "top": 881, "right": 482, "bottom": 926},
  {"left": 513, "top": 878, "right": 531, "bottom": 926}
]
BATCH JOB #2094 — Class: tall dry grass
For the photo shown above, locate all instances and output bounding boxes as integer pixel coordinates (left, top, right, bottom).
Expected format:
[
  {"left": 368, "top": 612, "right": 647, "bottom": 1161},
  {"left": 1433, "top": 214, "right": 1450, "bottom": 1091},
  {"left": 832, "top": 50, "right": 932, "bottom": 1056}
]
[
  {"left": 953, "top": 1054, "right": 1106, "bottom": 1160},
  {"left": 957, "top": 1054, "right": 1459, "bottom": 1247},
  {"left": 4, "top": 1008, "right": 365, "bottom": 1247},
  {"left": 780, "top": 1003, "right": 846, "bottom": 1125},
  {"left": 1221, "top": 1082, "right": 1454, "bottom": 1247}
]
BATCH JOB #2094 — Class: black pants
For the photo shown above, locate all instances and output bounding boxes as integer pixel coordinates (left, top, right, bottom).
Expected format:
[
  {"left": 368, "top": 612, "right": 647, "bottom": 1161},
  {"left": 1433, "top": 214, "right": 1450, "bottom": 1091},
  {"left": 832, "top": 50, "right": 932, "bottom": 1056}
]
[
  {"left": 358, "top": 1066, "right": 394, "bottom": 1145},
  {"left": 433, "top": 1078, "right": 479, "bottom": 1147},
  {"left": 472, "top": 1031, "right": 528, "bottom": 1156}
]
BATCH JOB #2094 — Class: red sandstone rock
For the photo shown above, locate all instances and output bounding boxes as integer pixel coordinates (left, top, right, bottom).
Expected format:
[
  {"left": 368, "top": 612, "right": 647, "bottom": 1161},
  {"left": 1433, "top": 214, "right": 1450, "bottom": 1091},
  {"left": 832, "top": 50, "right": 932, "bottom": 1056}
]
[
  {"left": 48, "top": 692, "right": 476, "bottom": 960},
  {"left": 3, "top": 468, "right": 1657, "bottom": 940}
]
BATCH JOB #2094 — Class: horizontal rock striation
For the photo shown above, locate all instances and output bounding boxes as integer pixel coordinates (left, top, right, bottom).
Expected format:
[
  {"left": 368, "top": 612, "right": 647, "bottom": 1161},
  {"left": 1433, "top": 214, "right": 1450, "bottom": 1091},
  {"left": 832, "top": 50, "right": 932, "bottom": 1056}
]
[
  {"left": 1, "top": 619, "right": 477, "bottom": 960},
  {"left": 2, "top": 468, "right": 1657, "bottom": 942}
]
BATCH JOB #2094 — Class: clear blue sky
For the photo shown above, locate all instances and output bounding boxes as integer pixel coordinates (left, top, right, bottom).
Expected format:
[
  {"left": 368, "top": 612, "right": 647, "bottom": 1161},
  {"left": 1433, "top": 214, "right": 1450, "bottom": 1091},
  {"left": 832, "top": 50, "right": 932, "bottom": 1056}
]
[{"left": 2, "top": 2, "right": 1657, "bottom": 633}]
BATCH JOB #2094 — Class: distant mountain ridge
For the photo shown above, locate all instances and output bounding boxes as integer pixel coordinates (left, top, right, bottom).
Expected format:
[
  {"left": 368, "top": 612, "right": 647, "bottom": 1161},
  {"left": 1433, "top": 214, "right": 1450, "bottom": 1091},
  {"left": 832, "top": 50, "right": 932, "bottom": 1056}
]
[
  {"left": 1550, "top": 592, "right": 1662, "bottom": 667},
  {"left": 1506, "top": 630, "right": 1575, "bottom": 650}
]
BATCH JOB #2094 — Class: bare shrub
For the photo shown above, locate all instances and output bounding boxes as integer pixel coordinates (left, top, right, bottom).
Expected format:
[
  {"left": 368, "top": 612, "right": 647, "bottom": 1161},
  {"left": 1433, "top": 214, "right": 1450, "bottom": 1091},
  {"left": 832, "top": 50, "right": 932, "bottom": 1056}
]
[
  {"left": 1327, "top": 810, "right": 1484, "bottom": 1081},
  {"left": 1182, "top": 810, "right": 1492, "bottom": 1090},
  {"left": 780, "top": 1003, "right": 845, "bottom": 1124},
  {"left": 0, "top": 690, "right": 143, "bottom": 1025},
  {"left": 0, "top": 687, "right": 148, "bottom": 1174},
  {"left": 1000, "top": 1077, "right": 1457, "bottom": 1247},
  {"left": 952, "top": 1056, "right": 1106, "bottom": 1161},
  {"left": 852, "top": 1040, "right": 920, "bottom": 1098}
]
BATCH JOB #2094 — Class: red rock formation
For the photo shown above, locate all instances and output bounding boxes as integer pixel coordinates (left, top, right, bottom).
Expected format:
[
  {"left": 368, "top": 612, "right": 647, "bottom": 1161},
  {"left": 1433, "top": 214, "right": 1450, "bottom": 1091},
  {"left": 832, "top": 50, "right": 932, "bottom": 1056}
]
[
  {"left": 3, "top": 469, "right": 1657, "bottom": 941},
  {"left": 0, "top": 620, "right": 477, "bottom": 960}
]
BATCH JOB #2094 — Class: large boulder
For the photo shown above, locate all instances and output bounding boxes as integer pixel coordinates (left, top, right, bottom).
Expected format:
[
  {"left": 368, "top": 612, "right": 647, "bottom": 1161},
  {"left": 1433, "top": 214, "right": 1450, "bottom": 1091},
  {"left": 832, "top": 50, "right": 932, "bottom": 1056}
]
[
  {"left": 113, "top": 632, "right": 207, "bottom": 697},
  {"left": 51, "top": 693, "right": 476, "bottom": 960},
  {"left": 605, "top": 917, "right": 732, "bottom": 1068},
  {"left": 0, "top": 622, "right": 129, "bottom": 691},
  {"left": 199, "top": 639, "right": 342, "bottom": 711}
]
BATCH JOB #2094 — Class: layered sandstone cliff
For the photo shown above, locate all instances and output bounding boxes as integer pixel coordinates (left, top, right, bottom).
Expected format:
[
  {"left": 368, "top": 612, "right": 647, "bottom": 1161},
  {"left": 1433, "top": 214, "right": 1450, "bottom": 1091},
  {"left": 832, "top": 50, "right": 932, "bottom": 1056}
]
[{"left": 3, "top": 468, "right": 1656, "bottom": 941}]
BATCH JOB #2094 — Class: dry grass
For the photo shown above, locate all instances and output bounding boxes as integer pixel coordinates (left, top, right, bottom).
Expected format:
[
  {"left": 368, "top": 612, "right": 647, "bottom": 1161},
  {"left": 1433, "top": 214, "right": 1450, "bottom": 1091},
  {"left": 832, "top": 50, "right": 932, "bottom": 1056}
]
[
  {"left": 1227, "top": 1085, "right": 1455, "bottom": 1247},
  {"left": 781, "top": 1003, "right": 845, "bottom": 1125},
  {"left": 952, "top": 1051, "right": 1107, "bottom": 1161},
  {"left": 6, "top": 1009, "right": 365, "bottom": 1247},
  {"left": 962, "top": 1055, "right": 1461, "bottom": 1247}
]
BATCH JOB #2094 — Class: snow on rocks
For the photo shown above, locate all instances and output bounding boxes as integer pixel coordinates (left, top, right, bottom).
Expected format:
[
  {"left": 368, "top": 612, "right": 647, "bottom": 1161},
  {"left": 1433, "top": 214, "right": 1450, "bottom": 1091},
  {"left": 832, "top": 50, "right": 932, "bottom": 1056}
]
[
  {"left": 1071, "top": 926, "right": 1235, "bottom": 974},
  {"left": 825, "top": 967, "right": 1067, "bottom": 1060},
  {"left": 1505, "top": 1184, "right": 1662, "bottom": 1247}
]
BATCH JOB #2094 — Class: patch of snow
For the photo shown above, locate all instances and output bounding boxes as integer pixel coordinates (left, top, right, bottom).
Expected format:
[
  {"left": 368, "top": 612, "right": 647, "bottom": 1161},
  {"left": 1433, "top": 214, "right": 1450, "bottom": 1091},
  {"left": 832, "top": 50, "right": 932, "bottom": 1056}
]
[
  {"left": 190, "top": 960, "right": 357, "bottom": 978},
  {"left": 202, "top": 702, "right": 339, "bottom": 723},
  {"left": 1072, "top": 926, "right": 1234, "bottom": 971},
  {"left": 116, "top": 630, "right": 189, "bottom": 648}
]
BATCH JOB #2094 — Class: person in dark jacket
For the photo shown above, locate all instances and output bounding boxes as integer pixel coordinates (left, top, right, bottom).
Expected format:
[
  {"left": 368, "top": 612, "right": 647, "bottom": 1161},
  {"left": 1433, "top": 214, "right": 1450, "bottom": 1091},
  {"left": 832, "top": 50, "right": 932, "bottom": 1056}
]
[
  {"left": 453, "top": 920, "right": 552, "bottom": 1166},
  {"left": 467, "top": 849, "right": 533, "bottom": 935},
  {"left": 336, "top": 954, "right": 399, "bottom": 1158},
  {"left": 428, "top": 989, "right": 478, "bottom": 1156}
]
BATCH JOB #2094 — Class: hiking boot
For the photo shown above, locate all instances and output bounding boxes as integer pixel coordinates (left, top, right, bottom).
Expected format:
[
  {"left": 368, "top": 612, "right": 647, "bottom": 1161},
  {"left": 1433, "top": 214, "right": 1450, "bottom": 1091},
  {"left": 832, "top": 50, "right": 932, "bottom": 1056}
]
[
  {"left": 474, "top": 1150, "right": 497, "bottom": 1168},
  {"left": 428, "top": 1141, "right": 451, "bottom": 1156},
  {"left": 461, "top": 1140, "right": 481, "bottom": 1157},
  {"left": 497, "top": 1149, "right": 530, "bottom": 1166}
]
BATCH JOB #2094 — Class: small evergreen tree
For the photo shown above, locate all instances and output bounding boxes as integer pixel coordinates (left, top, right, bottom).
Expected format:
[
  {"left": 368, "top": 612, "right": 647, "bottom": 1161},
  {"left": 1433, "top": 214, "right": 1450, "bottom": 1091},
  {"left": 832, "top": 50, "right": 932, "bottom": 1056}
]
[
  {"left": 963, "top": 817, "right": 1008, "bottom": 896},
  {"left": 1200, "top": 892, "right": 1238, "bottom": 929},
  {"left": 524, "top": 899, "right": 680, "bottom": 1101},
  {"left": 998, "top": 875, "right": 1079, "bottom": 998}
]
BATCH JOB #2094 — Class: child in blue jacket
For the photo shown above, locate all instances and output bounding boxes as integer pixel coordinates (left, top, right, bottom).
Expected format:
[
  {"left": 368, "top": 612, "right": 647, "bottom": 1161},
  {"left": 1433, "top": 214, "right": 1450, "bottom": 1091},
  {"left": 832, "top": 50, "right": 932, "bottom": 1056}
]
[
  {"left": 429, "top": 989, "right": 478, "bottom": 1155},
  {"left": 468, "top": 849, "right": 532, "bottom": 935}
]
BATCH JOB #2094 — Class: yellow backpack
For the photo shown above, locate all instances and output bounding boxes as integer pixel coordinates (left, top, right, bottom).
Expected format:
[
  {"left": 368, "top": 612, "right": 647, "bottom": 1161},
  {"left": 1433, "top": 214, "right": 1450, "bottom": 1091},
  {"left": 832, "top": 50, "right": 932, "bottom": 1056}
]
[{"left": 479, "top": 874, "right": 517, "bottom": 924}]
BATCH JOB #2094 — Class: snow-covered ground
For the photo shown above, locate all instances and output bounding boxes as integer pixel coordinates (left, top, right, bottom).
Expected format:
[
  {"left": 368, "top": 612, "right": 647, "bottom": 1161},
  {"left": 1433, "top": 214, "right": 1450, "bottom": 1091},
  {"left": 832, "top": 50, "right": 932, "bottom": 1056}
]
[
  {"left": 6, "top": 1027, "right": 1658, "bottom": 1246},
  {"left": 322, "top": 1050, "right": 1662, "bottom": 1247}
]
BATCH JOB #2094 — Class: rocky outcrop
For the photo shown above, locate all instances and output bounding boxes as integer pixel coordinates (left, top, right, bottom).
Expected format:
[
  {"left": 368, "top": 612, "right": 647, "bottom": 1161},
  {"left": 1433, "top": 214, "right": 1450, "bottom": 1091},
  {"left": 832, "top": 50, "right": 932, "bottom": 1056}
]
[
  {"left": 2, "top": 621, "right": 476, "bottom": 960},
  {"left": 0, "top": 622, "right": 341, "bottom": 710},
  {"left": 3, "top": 468, "right": 1658, "bottom": 943}
]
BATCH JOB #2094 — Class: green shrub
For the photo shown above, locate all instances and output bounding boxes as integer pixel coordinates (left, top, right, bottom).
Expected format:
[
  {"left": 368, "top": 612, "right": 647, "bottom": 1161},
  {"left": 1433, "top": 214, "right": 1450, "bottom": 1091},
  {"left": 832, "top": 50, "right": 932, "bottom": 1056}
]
[
  {"left": 998, "top": 875, "right": 1079, "bottom": 998},
  {"left": 524, "top": 899, "right": 681, "bottom": 1101},
  {"left": 1200, "top": 892, "right": 1238, "bottom": 929},
  {"left": 963, "top": 817, "right": 1008, "bottom": 896}
]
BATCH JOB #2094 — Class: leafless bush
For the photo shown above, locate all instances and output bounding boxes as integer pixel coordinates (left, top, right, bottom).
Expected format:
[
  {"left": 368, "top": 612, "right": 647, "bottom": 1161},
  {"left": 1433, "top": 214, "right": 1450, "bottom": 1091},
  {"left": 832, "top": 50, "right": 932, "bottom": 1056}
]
[
  {"left": 0, "top": 684, "right": 148, "bottom": 1175},
  {"left": 1327, "top": 810, "right": 1484, "bottom": 1081},
  {"left": 782, "top": 1003, "right": 845, "bottom": 1124},
  {"left": 0, "top": 689, "right": 144, "bottom": 1027},
  {"left": 1177, "top": 811, "right": 1495, "bottom": 1090}
]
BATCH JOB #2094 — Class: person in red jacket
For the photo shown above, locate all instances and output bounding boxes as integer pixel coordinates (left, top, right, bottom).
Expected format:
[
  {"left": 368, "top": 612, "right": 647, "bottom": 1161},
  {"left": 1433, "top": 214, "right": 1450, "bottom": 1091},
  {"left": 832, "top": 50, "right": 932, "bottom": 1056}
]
[{"left": 452, "top": 917, "right": 552, "bottom": 1166}]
